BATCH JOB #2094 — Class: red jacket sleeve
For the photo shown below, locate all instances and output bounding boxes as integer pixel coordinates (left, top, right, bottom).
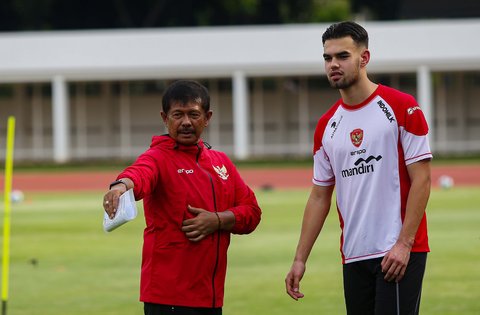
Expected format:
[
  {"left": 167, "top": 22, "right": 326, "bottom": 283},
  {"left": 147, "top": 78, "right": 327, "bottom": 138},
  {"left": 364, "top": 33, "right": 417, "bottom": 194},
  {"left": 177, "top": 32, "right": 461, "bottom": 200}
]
[
  {"left": 116, "top": 150, "right": 160, "bottom": 201},
  {"left": 225, "top": 159, "right": 262, "bottom": 234}
]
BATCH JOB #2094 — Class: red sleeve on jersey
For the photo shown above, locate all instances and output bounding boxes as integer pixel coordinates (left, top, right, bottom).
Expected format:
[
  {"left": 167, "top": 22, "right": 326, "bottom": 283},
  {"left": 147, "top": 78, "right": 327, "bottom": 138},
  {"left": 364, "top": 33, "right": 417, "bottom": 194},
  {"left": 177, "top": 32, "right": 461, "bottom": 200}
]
[
  {"left": 404, "top": 103, "right": 429, "bottom": 136},
  {"left": 380, "top": 85, "right": 429, "bottom": 136},
  {"left": 313, "top": 119, "right": 327, "bottom": 155},
  {"left": 313, "top": 101, "right": 342, "bottom": 155}
]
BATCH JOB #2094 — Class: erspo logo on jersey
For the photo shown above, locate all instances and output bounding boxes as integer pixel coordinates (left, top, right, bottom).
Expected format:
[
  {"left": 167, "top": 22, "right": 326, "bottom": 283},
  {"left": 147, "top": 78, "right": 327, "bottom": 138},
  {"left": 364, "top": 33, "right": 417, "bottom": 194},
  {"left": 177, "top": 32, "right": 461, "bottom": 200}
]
[{"left": 341, "top": 155, "right": 383, "bottom": 178}]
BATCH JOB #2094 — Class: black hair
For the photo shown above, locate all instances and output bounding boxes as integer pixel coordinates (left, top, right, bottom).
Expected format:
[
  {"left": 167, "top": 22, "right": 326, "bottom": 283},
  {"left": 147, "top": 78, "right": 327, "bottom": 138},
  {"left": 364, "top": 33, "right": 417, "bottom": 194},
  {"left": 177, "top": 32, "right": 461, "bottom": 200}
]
[
  {"left": 161, "top": 80, "right": 210, "bottom": 114},
  {"left": 322, "top": 21, "right": 369, "bottom": 48}
]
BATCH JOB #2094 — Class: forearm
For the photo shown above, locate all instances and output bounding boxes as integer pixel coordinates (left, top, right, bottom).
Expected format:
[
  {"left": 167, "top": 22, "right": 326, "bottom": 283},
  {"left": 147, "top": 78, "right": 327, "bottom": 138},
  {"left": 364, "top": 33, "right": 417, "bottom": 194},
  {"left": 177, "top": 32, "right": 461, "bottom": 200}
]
[
  {"left": 398, "top": 161, "right": 431, "bottom": 248},
  {"left": 228, "top": 187, "right": 262, "bottom": 234},
  {"left": 294, "top": 185, "right": 333, "bottom": 264}
]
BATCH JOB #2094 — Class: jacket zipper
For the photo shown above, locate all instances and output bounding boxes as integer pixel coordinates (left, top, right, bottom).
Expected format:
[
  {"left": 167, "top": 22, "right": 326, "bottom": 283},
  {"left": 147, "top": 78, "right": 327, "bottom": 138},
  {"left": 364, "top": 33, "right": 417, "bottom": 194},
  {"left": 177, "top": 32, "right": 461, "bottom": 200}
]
[{"left": 196, "top": 144, "right": 220, "bottom": 308}]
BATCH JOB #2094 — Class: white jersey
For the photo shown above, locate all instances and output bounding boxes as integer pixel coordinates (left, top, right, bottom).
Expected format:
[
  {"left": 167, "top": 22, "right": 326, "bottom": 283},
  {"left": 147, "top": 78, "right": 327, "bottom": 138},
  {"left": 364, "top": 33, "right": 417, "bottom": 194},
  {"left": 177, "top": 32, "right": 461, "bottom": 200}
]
[{"left": 313, "top": 84, "right": 432, "bottom": 264}]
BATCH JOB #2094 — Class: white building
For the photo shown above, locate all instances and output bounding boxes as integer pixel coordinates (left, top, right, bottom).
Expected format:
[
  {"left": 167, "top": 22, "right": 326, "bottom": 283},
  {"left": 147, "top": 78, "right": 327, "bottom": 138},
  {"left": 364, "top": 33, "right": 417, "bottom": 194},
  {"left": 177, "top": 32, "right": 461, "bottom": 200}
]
[{"left": 0, "top": 19, "right": 479, "bottom": 162}]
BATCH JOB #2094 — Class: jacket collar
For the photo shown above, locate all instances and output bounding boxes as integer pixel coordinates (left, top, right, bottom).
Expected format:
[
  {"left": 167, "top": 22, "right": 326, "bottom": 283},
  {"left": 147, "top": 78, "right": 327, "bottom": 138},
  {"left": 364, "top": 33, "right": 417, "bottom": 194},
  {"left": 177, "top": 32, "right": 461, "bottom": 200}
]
[{"left": 150, "top": 134, "right": 209, "bottom": 153}]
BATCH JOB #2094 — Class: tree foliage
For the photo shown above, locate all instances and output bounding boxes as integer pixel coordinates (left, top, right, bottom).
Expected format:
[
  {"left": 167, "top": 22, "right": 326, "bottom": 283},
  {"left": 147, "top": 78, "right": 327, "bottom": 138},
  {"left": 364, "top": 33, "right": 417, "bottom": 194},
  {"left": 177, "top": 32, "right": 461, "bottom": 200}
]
[{"left": 0, "top": 0, "right": 351, "bottom": 31}]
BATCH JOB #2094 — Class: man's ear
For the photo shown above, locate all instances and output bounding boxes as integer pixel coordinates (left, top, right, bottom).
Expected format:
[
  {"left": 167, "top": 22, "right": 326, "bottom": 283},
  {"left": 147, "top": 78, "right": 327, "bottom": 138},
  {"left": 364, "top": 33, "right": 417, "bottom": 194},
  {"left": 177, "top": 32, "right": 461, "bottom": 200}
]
[
  {"left": 161, "top": 111, "right": 167, "bottom": 123},
  {"left": 205, "top": 110, "right": 213, "bottom": 127},
  {"left": 360, "top": 49, "right": 371, "bottom": 68}
]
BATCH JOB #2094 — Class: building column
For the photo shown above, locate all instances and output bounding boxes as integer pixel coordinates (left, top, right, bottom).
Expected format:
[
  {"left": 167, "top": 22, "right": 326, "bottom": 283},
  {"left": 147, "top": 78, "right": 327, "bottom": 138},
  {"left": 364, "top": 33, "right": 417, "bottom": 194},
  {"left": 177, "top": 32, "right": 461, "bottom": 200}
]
[
  {"left": 208, "top": 79, "right": 221, "bottom": 147},
  {"left": 252, "top": 78, "right": 265, "bottom": 155},
  {"left": 298, "top": 77, "right": 309, "bottom": 153},
  {"left": 74, "top": 82, "right": 88, "bottom": 158},
  {"left": 454, "top": 73, "right": 466, "bottom": 147},
  {"left": 435, "top": 74, "right": 447, "bottom": 152},
  {"left": 119, "top": 81, "right": 132, "bottom": 158},
  {"left": 32, "top": 84, "right": 44, "bottom": 159},
  {"left": 232, "top": 71, "right": 249, "bottom": 159},
  {"left": 13, "top": 85, "right": 26, "bottom": 156},
  {"left": 417, "top": 66, "right": 434, "bottom": 151},
  {"left": 52, "top": 75, "right": 70, "bottom": 163}
]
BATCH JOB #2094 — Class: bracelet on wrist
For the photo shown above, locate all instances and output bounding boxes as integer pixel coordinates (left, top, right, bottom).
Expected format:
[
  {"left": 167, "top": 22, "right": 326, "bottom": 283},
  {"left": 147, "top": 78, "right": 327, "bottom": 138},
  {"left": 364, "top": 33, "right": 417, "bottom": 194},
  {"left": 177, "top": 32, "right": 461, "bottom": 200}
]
[
  {"left": 109, "top": 179, "right": 128, "bottom": 191},
  {"left": 215, "top": 212, "right": 222, "bottom": 230}
]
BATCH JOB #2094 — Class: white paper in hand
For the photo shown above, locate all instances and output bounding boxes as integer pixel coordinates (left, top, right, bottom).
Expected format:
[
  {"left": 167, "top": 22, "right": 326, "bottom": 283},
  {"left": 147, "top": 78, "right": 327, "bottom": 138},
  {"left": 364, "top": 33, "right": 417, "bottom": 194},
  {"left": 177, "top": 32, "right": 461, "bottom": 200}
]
[{"left": 103, "top": 189, "right": 138, "bottom": 232}]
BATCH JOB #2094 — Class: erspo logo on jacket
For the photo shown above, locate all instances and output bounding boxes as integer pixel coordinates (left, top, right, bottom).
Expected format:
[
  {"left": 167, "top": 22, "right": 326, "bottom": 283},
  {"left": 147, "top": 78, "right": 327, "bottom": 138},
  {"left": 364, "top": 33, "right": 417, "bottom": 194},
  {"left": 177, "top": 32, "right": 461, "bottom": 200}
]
[{"left": 177, "top": 168, "right": 194, "bottom": 174}]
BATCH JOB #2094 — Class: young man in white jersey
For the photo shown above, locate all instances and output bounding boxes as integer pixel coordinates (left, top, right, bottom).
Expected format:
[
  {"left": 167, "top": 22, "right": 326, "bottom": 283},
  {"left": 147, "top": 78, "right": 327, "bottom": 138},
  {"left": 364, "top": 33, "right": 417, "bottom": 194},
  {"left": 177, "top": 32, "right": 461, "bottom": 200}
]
[{"left": 285, "top": 21, "right": 432, "bottom": 315}]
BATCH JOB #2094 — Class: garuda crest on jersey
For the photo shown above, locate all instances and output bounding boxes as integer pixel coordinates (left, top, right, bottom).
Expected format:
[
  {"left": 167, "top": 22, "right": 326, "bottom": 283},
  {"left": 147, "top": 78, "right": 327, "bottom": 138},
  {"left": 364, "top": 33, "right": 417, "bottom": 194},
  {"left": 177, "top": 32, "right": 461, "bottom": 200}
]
[
  {"left": 350, "top": 128, "right": 364, "bottom": 147},
  {"left": 213, "top": 164, "right": 229, "bottom": 180}
]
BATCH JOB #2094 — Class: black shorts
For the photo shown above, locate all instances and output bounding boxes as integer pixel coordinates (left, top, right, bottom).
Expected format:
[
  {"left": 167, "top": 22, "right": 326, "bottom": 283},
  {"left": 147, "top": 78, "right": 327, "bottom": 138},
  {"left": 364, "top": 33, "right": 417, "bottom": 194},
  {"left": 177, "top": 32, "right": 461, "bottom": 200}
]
[
  {"left": 144, "top": 303, "right": 222, "bottom": 315},
  {"left": 342, "top": 252, "right": 427, "bottom": 315}
]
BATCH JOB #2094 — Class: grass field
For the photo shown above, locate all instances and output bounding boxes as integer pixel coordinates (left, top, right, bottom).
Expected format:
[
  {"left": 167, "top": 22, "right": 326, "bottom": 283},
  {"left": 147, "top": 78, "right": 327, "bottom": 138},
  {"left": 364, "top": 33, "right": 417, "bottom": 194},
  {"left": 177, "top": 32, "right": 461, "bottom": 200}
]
[{"left": 1, "top": 186, "right": 479, "bottom": 315}]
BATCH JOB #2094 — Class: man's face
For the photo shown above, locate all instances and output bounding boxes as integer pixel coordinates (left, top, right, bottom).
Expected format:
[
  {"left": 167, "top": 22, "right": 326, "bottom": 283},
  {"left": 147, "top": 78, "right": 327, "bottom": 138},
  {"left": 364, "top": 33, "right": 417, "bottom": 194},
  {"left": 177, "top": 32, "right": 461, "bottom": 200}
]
[
  {"left": 323, "top": 36, "right": 366, "bottom": 90},
  {"left": 161, "top": 101, "right": 212, "bottom": 146}
]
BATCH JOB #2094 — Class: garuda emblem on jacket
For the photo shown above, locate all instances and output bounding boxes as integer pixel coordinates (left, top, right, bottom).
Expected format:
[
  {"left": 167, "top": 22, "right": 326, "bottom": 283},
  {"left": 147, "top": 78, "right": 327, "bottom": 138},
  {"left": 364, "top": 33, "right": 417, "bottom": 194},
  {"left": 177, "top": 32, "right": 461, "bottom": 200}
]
[{"left": 213, "top": 164, "right": 229, "bottom": 180}]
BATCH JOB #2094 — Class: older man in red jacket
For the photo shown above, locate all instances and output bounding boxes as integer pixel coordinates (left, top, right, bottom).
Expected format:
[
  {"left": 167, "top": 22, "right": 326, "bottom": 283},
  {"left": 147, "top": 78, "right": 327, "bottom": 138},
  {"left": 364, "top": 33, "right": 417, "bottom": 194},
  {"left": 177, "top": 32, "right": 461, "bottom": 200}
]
[{"left": 103, "top": 80, "right": 262, "bottom": 315}]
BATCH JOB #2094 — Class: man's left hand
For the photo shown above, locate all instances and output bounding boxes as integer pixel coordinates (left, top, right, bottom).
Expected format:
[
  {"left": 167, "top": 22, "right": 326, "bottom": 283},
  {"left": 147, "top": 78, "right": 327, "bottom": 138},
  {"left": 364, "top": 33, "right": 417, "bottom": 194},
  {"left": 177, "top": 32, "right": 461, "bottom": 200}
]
[
  {"left": 381, "top": 242, "right": 411, "bottom": 282},
  {"left": 181, "top": 205, "right": 219, "bottom": 242}
]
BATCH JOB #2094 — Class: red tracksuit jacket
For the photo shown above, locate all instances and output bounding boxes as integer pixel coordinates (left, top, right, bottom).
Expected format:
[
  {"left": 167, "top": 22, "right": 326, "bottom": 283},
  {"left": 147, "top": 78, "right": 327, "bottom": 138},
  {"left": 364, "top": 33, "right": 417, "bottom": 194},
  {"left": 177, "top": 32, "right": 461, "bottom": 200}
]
[{"left": 117, "top": 135, "right": 261, "bottom": 308}]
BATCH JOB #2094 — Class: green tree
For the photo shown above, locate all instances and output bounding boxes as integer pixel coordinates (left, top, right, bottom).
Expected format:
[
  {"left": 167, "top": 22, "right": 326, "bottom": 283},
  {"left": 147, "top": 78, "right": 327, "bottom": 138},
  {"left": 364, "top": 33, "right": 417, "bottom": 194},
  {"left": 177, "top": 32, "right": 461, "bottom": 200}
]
[{"left": 0, "top": 0, "right": 352, "bottom": 31}]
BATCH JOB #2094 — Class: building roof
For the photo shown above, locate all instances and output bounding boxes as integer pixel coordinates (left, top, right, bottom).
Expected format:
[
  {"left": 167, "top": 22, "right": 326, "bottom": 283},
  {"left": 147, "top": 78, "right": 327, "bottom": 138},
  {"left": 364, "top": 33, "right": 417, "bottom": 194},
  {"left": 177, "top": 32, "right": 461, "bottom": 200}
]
[{"left": 1, "top": 19, "right": 479, "bottom": 82}]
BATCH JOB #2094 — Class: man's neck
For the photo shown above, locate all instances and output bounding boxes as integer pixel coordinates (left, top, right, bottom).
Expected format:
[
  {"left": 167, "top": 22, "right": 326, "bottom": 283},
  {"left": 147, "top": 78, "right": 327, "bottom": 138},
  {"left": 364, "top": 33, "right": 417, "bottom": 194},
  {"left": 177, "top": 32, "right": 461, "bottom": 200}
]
[{"left": 340, "top": 79, "right": 378, "bottom": 106}]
